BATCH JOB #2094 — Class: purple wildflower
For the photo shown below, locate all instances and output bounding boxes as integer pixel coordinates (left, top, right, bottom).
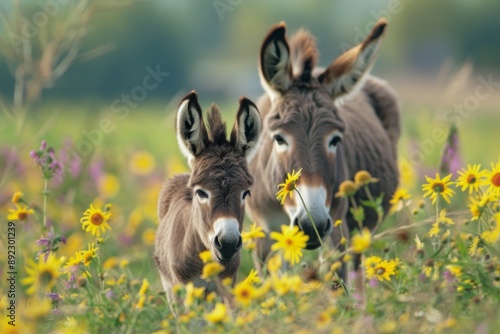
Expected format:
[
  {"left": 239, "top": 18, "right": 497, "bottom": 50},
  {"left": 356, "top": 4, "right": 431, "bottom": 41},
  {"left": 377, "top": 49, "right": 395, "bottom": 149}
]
[
  {"left": 36, "top": 236, "right": 51, "bottom": 247},
  {"left": 36, "top": 232, "right": 67, "bottom": 262},
  {"left": 66, "top": 273, "right": 77, "bottom": 289},
  {"left": 368, "top": 277, "right": 379, "bottom": 288},
  {"left": 352, "top": 291, "right": 363, "bottom": 302},
  {"left": 105, "top": 290, "right": 115, "bottom": 300},
  {"left": 443, "top": 269, "right": 457, "bottom": 284},
  {"left": 119, "top": 233, "right": 134, "bottom": 247},
  {"left": 46, "top": 292, "right": 62, "bottom": 302},
  {"left": 59, "top": 138, "right": 82, "bottom": 178},
  {"left": 475, "top": 323, "right": 489, "bottom": 334},
  {"left": 30, "top": 140, "right": 64, "bottom": 181},
  {"left": 30, "top": 150, "right": 43, "bottom": 164},
  {"left": 89, "top": 157, "right": 104, "bottom": 184}
]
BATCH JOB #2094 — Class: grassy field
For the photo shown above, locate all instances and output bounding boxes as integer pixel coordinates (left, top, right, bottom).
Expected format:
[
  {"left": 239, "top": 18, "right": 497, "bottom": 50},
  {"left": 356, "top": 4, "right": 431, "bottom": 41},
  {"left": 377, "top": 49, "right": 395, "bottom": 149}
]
[{"left": 0, "top": 99, "right": 499, "bottom": 333}]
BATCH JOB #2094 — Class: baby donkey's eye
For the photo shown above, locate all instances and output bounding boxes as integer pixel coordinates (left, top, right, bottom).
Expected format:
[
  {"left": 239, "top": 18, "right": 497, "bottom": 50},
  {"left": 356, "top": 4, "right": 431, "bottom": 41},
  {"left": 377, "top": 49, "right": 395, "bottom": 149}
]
[
  {"left": 274, "top": 134, "right": 287, "bottom": 146},
  {"left": 196, "top": 189, "right": 209, "bottom": 199}
]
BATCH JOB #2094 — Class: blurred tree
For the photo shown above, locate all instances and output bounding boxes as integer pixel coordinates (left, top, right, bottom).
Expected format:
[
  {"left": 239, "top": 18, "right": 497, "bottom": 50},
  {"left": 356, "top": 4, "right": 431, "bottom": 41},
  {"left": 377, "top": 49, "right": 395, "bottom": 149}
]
[{"left": 0, "top": 0, "right": 130, "bottom": 132}]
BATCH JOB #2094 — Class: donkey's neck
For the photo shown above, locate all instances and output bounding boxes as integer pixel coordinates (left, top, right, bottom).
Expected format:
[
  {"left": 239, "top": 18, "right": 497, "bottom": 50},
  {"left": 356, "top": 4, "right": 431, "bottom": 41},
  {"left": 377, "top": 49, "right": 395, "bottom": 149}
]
[{"left": 185, "top": 211, "right": 208, "bottom": 257}]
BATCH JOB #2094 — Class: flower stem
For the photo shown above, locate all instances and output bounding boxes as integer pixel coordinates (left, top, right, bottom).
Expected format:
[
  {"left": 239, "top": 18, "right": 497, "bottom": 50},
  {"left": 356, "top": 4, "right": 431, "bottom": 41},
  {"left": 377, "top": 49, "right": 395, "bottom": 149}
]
[
  {"left": 435, "top": 197, "right": 439, "bottom": 224},
  {"left": 435, "top": 197, "right": 440, "bottom": 249},
  {"left": 364, "top": 185, "right": 375, "bottom": 203},
  {"left": 42, "top": 177, "right": 48, "bottom": 229},
  {"left": 349, "top": 196, "right": 364, "bottom": 230},
  {"left": 295, "top": 189, "right": 324, "bottom": 248}
]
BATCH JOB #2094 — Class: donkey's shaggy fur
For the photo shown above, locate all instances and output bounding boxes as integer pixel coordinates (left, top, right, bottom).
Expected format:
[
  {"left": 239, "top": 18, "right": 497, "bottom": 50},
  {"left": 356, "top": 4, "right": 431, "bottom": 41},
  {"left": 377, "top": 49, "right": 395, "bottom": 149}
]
[
  {"left": 247, "top": 19, "right": 400, "bottom": 272},
  {"left": 154, "top": 92, "right": 262, "bottom": 300}
]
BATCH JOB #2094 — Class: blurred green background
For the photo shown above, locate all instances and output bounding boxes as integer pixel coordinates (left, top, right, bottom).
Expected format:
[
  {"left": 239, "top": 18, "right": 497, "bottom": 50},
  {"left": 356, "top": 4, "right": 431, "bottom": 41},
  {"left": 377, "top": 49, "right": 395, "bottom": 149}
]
[
  {"left": 2, "top": 0, "right": 500, "bottom": 101},
  {"left": 1, "top": 0, "right": 499, "bottom": 285},
  {"left": 1, "top": 0, "right": 499, "bottom": 162}
]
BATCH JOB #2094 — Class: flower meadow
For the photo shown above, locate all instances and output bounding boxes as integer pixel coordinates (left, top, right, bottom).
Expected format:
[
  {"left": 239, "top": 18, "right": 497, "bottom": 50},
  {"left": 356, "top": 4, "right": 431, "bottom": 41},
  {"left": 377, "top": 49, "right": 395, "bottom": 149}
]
[{"left": 1, "top": 136, "right": 499, "bottom": 333}]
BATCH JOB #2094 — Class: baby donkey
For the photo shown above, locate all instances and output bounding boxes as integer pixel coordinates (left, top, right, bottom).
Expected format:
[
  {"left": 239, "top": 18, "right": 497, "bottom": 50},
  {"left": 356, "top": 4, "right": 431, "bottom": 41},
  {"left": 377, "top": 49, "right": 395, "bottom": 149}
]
[{"left": 154, "top": 91, "right": 262, "bottom": 301}]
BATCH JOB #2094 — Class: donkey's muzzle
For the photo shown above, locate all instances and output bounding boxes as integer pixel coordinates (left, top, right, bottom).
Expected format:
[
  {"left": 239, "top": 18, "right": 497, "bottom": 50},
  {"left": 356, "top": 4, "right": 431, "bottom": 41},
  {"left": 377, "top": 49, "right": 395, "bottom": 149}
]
[{"left": 213, "top": 218, "right": 242, "bottom": 261}]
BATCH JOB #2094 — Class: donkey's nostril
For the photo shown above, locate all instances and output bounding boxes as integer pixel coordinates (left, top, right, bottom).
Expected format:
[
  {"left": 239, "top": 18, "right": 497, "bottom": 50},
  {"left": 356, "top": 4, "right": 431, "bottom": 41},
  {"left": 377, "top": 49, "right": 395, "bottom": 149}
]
[
  {"left": 235, "top": 236, "right": 243, "bottom": 251},
  {"left": 324, "top": 219, "right": 332, "bottom": 232},
  {"left": 214, "top": 236, "right": 222, "bottom": 251}
]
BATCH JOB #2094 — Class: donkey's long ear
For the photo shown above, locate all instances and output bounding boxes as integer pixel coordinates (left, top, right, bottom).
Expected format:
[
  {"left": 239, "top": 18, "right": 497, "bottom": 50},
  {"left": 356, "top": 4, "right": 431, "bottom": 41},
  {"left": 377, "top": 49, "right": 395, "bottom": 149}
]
[
  {"left": 231, "top": 97, "right": 262, "bottom": 162},
  {"left": 259, "top": 22, "right": 293, "bottom": 99},
  {"left": 176, "top": 91, "right": 209, "bottom": 167},
  {"left": 318, "top": 19, "right": 387, "bottom": 100}
]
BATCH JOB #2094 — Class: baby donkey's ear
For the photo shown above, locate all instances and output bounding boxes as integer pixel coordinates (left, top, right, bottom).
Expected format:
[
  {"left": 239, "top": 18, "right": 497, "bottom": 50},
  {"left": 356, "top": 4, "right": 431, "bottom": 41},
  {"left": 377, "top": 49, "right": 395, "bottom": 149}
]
[
  {"left": 231, "top": 97, "right": 262, "bottom": 162},
  {"left": 175, "top": 91, "right": 209, "bottom": 167}
]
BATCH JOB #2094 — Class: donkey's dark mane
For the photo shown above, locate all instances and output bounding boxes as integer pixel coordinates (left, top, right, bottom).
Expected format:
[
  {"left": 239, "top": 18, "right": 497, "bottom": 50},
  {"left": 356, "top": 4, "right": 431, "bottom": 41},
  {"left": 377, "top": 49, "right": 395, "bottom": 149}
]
[
  {"left": 207, "top": 104, "right": 227, "bottom": 145},
  {"left": 289, "top": 29, "right": 318, "bottom": 82}
]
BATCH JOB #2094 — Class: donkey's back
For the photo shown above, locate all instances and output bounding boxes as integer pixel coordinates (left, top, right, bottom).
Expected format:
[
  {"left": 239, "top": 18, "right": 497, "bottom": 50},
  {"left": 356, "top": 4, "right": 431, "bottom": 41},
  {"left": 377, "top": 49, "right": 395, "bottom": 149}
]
[{"left": 337, "top": 75, "right": 400, "bottom": 230}]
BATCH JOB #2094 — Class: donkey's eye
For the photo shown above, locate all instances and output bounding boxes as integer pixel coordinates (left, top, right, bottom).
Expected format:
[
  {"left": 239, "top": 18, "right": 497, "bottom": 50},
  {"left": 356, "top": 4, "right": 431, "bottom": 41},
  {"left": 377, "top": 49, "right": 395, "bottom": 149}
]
[
  {"left": 195, "top": 189, "right": 209, "bottom": 199},
  {"left": 329, "top": 135, "right": 342, "bottom": 147},
  {"left": 242, "top": 190, "right": 251, "bottom": 200},
  {"left": 274, "top": 134, "right": 287, "bottom": 146}
]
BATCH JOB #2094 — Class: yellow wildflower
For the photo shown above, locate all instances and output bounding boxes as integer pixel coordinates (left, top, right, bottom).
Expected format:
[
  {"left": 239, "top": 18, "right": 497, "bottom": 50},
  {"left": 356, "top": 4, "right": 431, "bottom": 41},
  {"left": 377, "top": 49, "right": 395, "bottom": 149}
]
[
  {"left": 276, "top": 168, "right": 302, "bottom": 204},
  {"left": 351, "top": 228, "right": 371, "bottom": 253},
  {"left": 22, "top": 254, "right": 61, "bottom": 295},
  {"left": 79, "top": 243, "right": 98, "bottom": 267},
  {"left": 80, "top": 204, "right": 112, "bottom": 237},
  {"left": 204, "top": 303, "right": 228, "bottom": 323},
  {"left": 428, "top": 222, "right": 440, "bottom": 237},
  {"left": 390, "top": 187, "right": 411, "bottom": 212},
  {"left": 468, "top": 195, "right": 490, "bottom": 221},
  {"left": 366, "top": 259, "right": 397, "bottom": 281},
  {"left": 7, "top": 204, "right": 34, "bottom": 221},
  {"left": 184, "top": 282, "right": 204, "bottom": 307},
  {"left": 335, "top": 180, "right": 358, "bottom": 198},
  {"left": 199, "top": 250, "right": 213, "bottom": 263},
  {"left": 242, "top": 269, "right": 261, "bottom": 286},
  {"left": 103, "top": 257, "right": 119, "bottom": 270},
  {"left": 201, "top": 262, "right": 224, "bottom": 279},
  {"left": 415, "top": 235, "right": 424, "bottom": 250},
  {"left": 98, "top": 173, "right": 120, "bottom": 198},
  {"left": 270, "top": 225, "right": 309, "bottom": 265},
  {"left": 130, "top": 151, "right": 156, "bottom": 176},
  {"left": 12, "top": 191, "right": 24, "bottom": 204},
  {"left": 242, "top": 222, "right": 265, "bottom": 250},
  {"left": 436, "top": 209, "right": 454, "bottom": 225},
  {"left": 422, "top": 173, "right": 455, "bottom": 204},
  {"left": 233, "top": 281, "right": 255, "bottom": 306},
  {"left": 456, "top": 164, "right": 487, "bottom": 194},
  {"left": 481, "top": 213, "right": 500, "bottom": 244},
  {"left": 364, "top": 255, "right": 382, "bottom": 270},
  {"left": 354, "top": 170, "right": 378, "bottom": 186},
  {"left": 267, "top": 254, "right": 282, "bottom": 273},
  {"left": 446, "top": 264, "right": 462, "bottom": 277},
  {"left": 484, "top": 159, "right": 500, "bottom": 197},
  {"left": 142, "top": 228, "right": 156, "bottom": 246}
]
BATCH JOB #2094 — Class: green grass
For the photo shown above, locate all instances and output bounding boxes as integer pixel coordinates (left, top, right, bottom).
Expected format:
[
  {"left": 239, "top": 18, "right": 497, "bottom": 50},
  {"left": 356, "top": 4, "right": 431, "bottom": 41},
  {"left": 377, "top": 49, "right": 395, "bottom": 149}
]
[{"left": 0, "top": 101, "right": 499, "bottom": 333}]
